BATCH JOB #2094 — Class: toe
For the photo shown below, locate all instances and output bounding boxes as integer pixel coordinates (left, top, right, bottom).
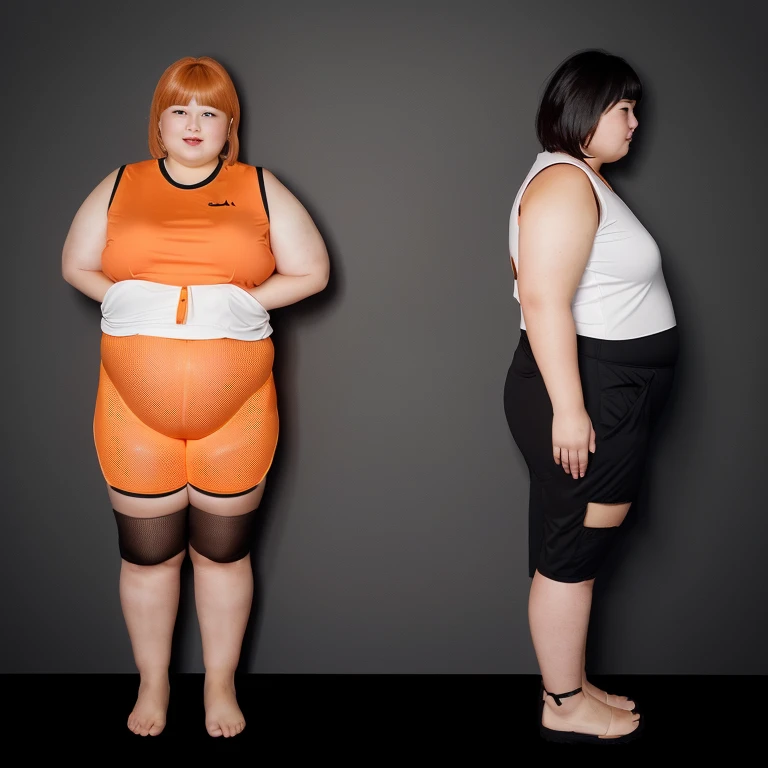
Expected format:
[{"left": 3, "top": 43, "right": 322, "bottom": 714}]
[
  {"left": 607, "top": 693, "right": 636, "bottom": 710},
  {"left": 626, "top": 711, "right": 641, "bottom": 735}
]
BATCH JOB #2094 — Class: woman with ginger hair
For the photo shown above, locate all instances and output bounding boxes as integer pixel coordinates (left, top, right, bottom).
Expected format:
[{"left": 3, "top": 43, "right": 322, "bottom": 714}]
[{"left": 62, "top": 56, "right": 329, "bottom": 738}]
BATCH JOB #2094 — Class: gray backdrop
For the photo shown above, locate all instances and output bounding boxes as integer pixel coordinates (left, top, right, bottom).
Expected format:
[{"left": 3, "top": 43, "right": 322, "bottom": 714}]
[{"left": 3, "top": 0, "right": 766, "bottom": 674}]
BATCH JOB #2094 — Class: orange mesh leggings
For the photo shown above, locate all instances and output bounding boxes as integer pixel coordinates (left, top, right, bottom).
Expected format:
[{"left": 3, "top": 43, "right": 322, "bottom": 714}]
[{"left": 93, "top": 334, "right": 278, "bottom": 496}]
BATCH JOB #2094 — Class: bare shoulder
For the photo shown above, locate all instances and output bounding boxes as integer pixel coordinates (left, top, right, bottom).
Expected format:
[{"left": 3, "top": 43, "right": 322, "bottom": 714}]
[
  {"left": 260, "top": 168, "right": 311, "bottom": 218},
  {"left": 62, "top": 166, "right": 123, "bottom": 271},
  {"left": 101, "top": 167, "right": 122, "bottom": 185},
  {"left": 65, "top": 167, "right": 122, "bottom": 237},
  {"left": 95, "top": 167, "right": 121, "bottom": 193},
  {"left": 526, "top": 163, "right": 593, "bottom": 199},
  {"left": 521, "top": 162, "right": 596, "bottom": 219},
  {"left": 260, "top": 168, "right": 289, "bottom": 198},
  {"left": 80, "top": 167, "right": 122, "bottom": 210}
]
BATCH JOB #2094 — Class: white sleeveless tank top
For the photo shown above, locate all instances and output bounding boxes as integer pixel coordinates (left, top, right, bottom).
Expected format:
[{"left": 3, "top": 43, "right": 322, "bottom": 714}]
[{"left": 508, "top": 151, "right": 676, "bottom": 340}]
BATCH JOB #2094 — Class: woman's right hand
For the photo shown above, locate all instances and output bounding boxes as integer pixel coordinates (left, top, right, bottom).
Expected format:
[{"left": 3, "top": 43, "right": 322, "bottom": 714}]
[{"left": 552, "top": 408, "right": 596, "bottom": 479}]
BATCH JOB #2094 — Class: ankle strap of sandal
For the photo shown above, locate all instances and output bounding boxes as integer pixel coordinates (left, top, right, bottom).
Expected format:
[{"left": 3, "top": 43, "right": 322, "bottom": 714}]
[{"left": 543, "top": 686, "right": 582, "bottom": 706}]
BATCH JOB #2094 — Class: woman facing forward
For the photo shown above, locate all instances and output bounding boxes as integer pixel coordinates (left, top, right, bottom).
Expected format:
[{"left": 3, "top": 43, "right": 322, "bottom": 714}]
[
  {"left": 62, "top": 56, "right": 329, "bottom": 737},
  {"left": 504, "top": 50, "right": 678, "bottom": 744}
]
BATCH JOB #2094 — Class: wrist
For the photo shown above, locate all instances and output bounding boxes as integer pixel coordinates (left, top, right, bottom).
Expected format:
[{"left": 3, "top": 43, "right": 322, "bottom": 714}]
[
  {"left": 552, "top": 400, "right": 585, "bottom": 416},
  {"left": 247, "top": 287, "right": 266, "bottom": 307}
]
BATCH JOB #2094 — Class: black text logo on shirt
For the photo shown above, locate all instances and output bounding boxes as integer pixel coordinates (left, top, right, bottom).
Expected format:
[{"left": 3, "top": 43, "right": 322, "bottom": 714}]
[{"left": 209, "top": 200, "right": 236, "bottom": 207}]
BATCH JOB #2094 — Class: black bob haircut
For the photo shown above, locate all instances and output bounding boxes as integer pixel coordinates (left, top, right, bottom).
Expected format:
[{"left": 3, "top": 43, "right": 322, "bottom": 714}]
[{"left": 536, "top": 49, "right": 643, "bottom": 159}]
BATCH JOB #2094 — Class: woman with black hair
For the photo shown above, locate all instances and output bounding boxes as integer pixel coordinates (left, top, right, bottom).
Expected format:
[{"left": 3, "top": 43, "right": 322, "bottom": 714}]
[{"left": 504, "top": 49, "right": 678, "bottom": 744}]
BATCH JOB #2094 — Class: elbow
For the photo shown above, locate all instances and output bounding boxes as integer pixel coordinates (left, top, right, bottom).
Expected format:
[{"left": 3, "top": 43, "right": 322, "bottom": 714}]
[
  {"left": 61, "top": 251, "right": 83, "bottom": 287},
  {"left": 517, "top": 288, "right": 545, "bottom": 314},
  {"left": 518, "top": 291, "right": 570, "bottom": 318},
  {"left": 313, "top": 261, "right": 330, "bottom": 294},
  {"left": 62, "top": 263, "right": 76, "bottom": 286}
]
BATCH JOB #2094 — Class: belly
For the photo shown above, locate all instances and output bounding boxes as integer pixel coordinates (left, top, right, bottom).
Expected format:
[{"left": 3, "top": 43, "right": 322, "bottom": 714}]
[{"left": 100, "top": 334, "right": 274, "bottom": 439}]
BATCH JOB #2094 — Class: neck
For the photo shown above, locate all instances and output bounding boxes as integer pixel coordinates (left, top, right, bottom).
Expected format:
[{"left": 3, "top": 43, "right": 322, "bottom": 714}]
[
  {"left": 582, "top": 156, "right": 616, "bottom": 191},
  {"left": 163, "top": 156, "right": 220, "bottom": 185},
  {"left": 583, "top": 157, "right": 603, "bottom": 174}
]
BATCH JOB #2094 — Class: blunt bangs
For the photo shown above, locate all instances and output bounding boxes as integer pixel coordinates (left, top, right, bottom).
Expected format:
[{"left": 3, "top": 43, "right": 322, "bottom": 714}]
[
  {"left": 148, "top": 56, "right": 241, "bottom": 164},
  {"left": 536, "top": 50, "right": 643, "bottom": 159}
]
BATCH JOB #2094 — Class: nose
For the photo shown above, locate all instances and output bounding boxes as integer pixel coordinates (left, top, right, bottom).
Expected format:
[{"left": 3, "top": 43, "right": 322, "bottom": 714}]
[
  {"left": 629, "top": 111, "right": 639, "bottom": 130},
  {"left": 185, "top": 114, "right": 201, "bottom": 132}
]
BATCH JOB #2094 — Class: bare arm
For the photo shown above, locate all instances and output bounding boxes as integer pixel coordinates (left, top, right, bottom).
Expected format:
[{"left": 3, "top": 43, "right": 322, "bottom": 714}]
[
  {"left": 517, "top": 164, "right": 598, "bottom": 477},
  {"left": 61, "top": 169, "right": 119, "bottom": 302},
  {"left": 248, "top": 170, "right": 330, "bottom": 310}
]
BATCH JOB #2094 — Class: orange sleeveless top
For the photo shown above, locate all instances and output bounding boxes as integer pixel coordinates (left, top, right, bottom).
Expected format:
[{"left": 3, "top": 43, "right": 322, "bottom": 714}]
[{"left": 102, "top": 159, "right": 275, "bottom": 289}]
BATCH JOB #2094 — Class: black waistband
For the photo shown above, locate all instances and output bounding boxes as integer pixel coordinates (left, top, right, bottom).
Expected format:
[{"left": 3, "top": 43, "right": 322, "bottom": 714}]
[{"left": 520, "top": 326, "right": 679, "bottom": 368}]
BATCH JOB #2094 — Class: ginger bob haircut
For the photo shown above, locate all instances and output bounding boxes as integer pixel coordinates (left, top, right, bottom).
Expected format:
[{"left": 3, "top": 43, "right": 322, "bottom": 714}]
[{"left": 148, "top": 56, "right": 241, "bottom": 165}]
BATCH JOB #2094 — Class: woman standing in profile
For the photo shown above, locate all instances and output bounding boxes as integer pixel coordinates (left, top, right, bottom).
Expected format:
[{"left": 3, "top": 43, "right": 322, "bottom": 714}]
[
  {"left": 504, "top": 49, "right": 678, "bottom": 744},
  {"left": 62, "top": 56, "right": 329, "bottom": 738}
]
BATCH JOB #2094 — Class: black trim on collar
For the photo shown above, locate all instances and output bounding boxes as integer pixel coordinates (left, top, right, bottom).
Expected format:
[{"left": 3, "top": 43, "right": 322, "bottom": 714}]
[{"left": 158, "top": 157, "right": 223, "bottom": 189}]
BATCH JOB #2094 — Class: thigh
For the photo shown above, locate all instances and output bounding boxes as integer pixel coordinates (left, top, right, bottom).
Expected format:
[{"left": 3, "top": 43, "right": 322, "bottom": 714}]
[
  {"left": 108, "top": 485, "right": 189, "bottom": 516},
  {"left": 504, "top": 342, "right": 555, "bottom": 482},
  {"left": 109, "top": 486, "right": 189, "bottom": 566},
  {"left": 186, "top": 372, "right": 279, "bottom": 496},
  {"left": 580, "top": 358, "right": 656, "bottom": 505},
  {"left": 187, "top": 480, "right": 265, "bottom": 563},
  {"left": 94, "top": 362, "right": 188, "bottom": 496},
  {"left": 188, "top": 479, "right": 266, "bottom": 516},
  {"left": 647, "top": 365, "right": 676, "bottom": 429}
]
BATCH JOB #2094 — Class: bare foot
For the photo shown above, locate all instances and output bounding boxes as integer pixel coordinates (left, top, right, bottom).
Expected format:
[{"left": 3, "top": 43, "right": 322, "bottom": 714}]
[
  {"left": 127, "top": 676, "right": 170, "bottom": 736},
  {"left": 542, "top": 690, "right": 640, "bottom": 740},
  {"left": 204, "top": 675, "right": 245, "bottom": 738},
  {"left": 583, "top": 678, "right": 636, "bottom": 711}
]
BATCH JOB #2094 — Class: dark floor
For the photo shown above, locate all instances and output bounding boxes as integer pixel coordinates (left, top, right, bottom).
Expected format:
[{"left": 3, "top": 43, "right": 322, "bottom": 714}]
[{"left": 7, "top": 673, "right": 747, "bottom": 756}]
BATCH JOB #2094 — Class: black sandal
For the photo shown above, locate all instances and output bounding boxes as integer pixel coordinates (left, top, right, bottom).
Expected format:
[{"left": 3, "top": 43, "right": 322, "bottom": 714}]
[{"left": 539, "top": 685, "right": 643, "bottom": 745}]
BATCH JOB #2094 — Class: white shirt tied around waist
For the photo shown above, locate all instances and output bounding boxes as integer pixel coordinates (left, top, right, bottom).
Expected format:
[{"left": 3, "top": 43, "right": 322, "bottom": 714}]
[{"left": 100, "top": 279, "right": 272, "bottom": 341}]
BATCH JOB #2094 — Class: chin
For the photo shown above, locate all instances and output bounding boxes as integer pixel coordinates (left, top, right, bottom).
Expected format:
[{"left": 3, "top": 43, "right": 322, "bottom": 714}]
[
  {"left": 178, "top": 151, "right": 217, "bottom": 166},
  {"left": 615, "top": 145, "right": 630, "bottom": 161}
]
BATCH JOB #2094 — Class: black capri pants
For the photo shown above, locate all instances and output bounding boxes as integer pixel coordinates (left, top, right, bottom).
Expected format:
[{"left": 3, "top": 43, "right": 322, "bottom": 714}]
[{"left": 504, "top": 327, "right": 678, "bottom": 583}]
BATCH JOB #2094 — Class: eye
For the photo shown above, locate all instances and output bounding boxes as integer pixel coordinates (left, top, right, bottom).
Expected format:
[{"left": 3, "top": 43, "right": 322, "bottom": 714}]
[
  {"left": 172, "top": 109, "right": 186, "bottom": 115},
  {"left": 202, "top": 111, "right": 217, "bottom": 117}
]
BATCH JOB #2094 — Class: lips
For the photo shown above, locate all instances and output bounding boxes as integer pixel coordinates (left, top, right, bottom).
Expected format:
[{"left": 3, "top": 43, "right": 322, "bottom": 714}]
[{"left": 184, "top": 138, "right": 203, "bottom": 145}]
